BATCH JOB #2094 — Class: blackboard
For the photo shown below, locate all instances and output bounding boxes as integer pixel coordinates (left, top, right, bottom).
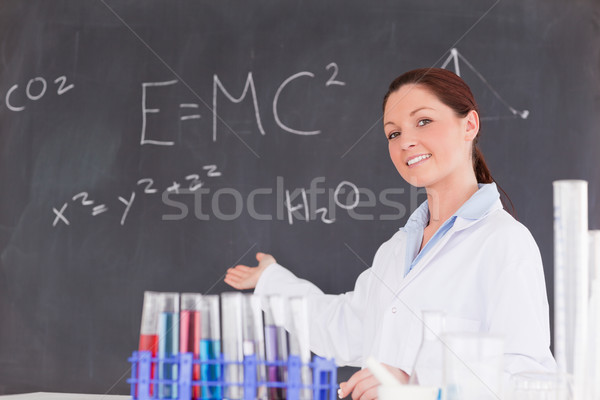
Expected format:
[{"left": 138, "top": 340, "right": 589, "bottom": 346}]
[{"left": 1, "top": 0, "right": 599, "bottom": 395}]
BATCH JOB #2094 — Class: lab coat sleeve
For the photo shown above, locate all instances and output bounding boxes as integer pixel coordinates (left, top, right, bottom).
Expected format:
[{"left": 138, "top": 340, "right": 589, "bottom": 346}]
[
  {"left": 255, "top": 263, "right": 371, "bottom": 367},
  {"left": 485, "top": 241, "right": 557, "bottom": 375}
]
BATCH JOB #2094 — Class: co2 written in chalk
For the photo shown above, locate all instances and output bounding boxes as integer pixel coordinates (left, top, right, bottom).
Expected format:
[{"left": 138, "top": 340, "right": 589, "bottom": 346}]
[{"left": 3, "top": 75, "right": 74, "bottom": 112}]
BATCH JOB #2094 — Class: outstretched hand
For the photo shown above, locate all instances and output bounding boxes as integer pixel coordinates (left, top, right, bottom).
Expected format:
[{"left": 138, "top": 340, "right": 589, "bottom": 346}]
[
  {"left": 224, "top": 252, "right": 276, "bottom": 290},
  {"left": 338, "top": 364, "right": 409, "bottom": 400}
]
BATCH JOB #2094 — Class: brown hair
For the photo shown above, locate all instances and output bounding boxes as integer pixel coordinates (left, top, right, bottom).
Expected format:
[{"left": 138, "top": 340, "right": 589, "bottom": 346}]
[{"left": 382, "top": 68, "right": 515, "bottom": 215}]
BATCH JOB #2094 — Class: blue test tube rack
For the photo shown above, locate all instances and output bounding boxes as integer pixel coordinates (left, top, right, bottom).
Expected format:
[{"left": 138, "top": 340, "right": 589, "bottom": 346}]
[{"left": 127, "top": 351, "right": 338, "bottom": 400}]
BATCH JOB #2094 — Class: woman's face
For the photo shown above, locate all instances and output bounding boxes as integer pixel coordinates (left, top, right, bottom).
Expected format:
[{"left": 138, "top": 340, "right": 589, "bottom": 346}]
[{"left": 383, "top": 84, "right": 479, "bottom": 190}]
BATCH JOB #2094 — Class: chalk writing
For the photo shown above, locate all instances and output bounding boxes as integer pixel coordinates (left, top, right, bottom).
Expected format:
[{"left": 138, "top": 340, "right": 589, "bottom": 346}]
[
  {"left": 140, "top": 80, "right": 178, "bottom": 146},
  {"left": 213, "top": 72, "right": 266, "bottom": 141},
  {"left": 4, "top": 75, "right": 74, "bottom": 112},
  {"left": 441, "top": 48, "right": 529, "bottom": 120},
  {"left": 285, "top": 179, "right": 359, "bottom": 225},
  {"left": 140, "top": 63, "right": 347, "bottom": 146},
  {"left": 118, "top": 192, "right": 136, "bottom": 225},
  {"left": 52, "top": 203, "right": 70, "bottom": 227},
  {"left": 179, "top": 103, "right": 201, "bottom": 121},
  {"left": 51, "top": 166, "right": 222, "bottom": 227},
  {"left": 272, "top": 71, "right": 321, "bottom": 136},
  {"left": 137, "top": 178, "right": 158, "bottom": 194},
  {"left": 325, "top": 62, "right": 346, "bottom": 87}
]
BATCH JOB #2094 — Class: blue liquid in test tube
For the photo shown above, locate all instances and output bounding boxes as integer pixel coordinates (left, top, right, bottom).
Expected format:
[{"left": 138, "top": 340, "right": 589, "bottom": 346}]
[
  {"left": 201, "top": 295, "right": 222, "bottom": 399},
  {"left": 200, "top": 339, "right": 222, "bottom": 399},
  {"left": 158, "top": 293, "right": 179, "bottom": 399}
]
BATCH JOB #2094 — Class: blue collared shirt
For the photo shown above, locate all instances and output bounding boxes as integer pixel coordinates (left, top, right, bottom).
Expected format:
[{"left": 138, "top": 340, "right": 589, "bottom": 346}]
[{"left": 402, "top": 183, "right": 500, "bottom": 276}]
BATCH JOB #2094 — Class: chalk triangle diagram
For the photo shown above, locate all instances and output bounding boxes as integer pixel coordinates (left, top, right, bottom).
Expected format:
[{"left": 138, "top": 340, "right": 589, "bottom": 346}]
[{"left": 440, "top": 48, "right": 529, "bottom": 121}]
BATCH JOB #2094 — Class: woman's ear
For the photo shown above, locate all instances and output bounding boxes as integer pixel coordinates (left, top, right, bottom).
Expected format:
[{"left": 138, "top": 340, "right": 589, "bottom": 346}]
[{"left": 464, "top": 110, "right": 480, "bottom": 142}]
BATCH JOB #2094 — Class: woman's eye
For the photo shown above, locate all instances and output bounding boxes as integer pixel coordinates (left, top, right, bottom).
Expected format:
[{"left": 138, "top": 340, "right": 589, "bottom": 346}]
[
  {"left": 417, "top": 119, "right": 432, "bottom": 127},
  {"left": 387, "top": 131, "right": 400, "bottom": 140}
]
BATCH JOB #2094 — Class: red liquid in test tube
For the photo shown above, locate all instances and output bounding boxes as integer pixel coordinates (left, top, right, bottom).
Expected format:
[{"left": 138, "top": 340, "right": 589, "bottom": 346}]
[
  {"left": 180, "top": 294, "right": 202, "bottom": 400},
  {"left": 138, "top": 291, "right": 161, "bottom": 398}
]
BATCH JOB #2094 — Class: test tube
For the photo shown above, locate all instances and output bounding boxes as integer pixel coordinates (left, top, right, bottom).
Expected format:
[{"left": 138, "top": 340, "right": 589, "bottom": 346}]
[
  {"left": 200, "top": 295, "right": 221, "bottom": 400},
  {"left": 288, "top": 297, "right": 313, "bottom": 400},
  {"left": 243, "top": 294, "right": 268, "bottom": 399},
  {"left": 553, "top": 180, "right": 588, "bottom": 400},
  {"left": 158, "top": 292, "right": 179, "bottom": 399},
  {"left": 588, "top": 231, "right": 600, "bottom": 399},
  {"left": 269, "top": 295, "right": 289, "bottom": 399},
  {"left": 263, "top": 297, "right": 281, "bottom": 399},
  {"left": 262, "top": 298, "right": 276, "bottom": 397},
  {"left": 138, "top": 291, "right": 161, "bottom": 398},
  {"left": 180, "top": 293, "right": 202, "bottom": 400},
  {"left": 590, "top": 230, "right": 600, "bottom": 290},
  {"left": 221, "top": 292, "right": 244, "bottom": 400}
]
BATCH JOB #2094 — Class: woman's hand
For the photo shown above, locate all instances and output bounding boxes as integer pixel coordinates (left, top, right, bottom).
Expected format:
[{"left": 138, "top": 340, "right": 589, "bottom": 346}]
[
  {"left": 338, "top": 364, "right": 409, "bottom": 400},
  {"left": 224, "top": 252, "right": 276, "bottom": 290}
]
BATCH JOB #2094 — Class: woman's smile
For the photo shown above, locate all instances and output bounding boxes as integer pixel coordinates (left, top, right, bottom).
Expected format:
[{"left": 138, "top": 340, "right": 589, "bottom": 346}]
[{"left": 406, "top": 153, "right": 432, "bottom": 167}]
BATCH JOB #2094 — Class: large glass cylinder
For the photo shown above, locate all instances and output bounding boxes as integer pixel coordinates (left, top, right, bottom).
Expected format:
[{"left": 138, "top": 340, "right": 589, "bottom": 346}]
[
  {"left": 587, "top": 230, "right": 600, "bottom": 399},
  {"left": 553, "top": 180, "right": 588, "bottom": 399}
]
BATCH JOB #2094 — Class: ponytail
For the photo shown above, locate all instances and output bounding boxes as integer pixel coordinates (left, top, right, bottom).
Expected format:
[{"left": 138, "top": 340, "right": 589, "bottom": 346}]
[
  {"left": 473, "top": 144, "right": 516, "bottom": 218},
  {"left": 473, "top": 146, "right": 493, "bottom": 184}
]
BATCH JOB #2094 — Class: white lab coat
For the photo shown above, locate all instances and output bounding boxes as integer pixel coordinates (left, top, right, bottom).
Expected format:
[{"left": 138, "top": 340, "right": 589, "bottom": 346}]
[{"left": 254, "top": 195, "right": 556, "bottom": 377}]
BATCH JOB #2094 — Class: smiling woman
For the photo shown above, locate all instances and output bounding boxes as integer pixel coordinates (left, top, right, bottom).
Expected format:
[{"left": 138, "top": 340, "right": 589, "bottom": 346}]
[
  {"left": 224, "top": 68, "right": 556, "bottom": 399},
  {"left": 383, "top": 68, "right": 493, "bottom": 188}
]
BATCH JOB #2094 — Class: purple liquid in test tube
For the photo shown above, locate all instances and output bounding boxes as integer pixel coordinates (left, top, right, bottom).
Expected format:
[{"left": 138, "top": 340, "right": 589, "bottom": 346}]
[{"left": 264, "top": 324, "right": 280, "bottom": 399}]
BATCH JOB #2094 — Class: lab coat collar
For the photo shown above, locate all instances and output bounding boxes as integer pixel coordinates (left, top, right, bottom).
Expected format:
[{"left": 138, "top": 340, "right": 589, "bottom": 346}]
[
  {"left": 404, "top": 199, "right": 429, "bottom": 232},
  {"left": 455, "top": 182, "right": 501, "bottom": 220},
  {"left": 395, "top": 183, "right": 503, "bottom": 292},
  {"left": 403, "top": 182, "right": 501, "bottom": 232}
]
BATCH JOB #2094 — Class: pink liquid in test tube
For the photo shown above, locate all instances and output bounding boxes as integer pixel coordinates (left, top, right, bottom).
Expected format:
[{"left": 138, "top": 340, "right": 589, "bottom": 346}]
[
  {"left": 138, "top": 291, "right": 161, "bottom": 398},
  {"left": 180, "top": 293, "right": 202, "bottom": 400}
]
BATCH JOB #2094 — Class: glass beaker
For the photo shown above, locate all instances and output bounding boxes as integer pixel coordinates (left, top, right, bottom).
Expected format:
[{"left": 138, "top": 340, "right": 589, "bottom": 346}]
[{"left": 442, "top": 332, "right": 504, "bottom": 400}]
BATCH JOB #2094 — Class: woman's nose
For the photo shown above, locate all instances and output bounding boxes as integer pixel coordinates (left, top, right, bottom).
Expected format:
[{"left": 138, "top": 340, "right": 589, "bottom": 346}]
[{"left": 399, "top": 132, "right": 417, "bottom": 150}]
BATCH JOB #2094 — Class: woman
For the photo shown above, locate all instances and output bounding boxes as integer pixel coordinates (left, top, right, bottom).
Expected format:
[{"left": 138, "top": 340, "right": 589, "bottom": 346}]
[{"left": 224, "top": 68, "right": 556, "bottom": 399}]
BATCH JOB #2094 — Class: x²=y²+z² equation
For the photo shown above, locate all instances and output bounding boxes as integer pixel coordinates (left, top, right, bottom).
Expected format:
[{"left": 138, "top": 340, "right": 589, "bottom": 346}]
[
  {"left": 51, "top": 166, "right": 222, "bottom": 227},
  {"left": 140, "top": 62, "right": 346, "bottom": 146}
]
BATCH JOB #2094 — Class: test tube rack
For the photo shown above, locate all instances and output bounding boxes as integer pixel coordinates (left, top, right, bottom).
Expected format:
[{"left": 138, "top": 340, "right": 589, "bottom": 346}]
[{"left": 127, "top": 350, "right": 338, "bottom": 400}]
